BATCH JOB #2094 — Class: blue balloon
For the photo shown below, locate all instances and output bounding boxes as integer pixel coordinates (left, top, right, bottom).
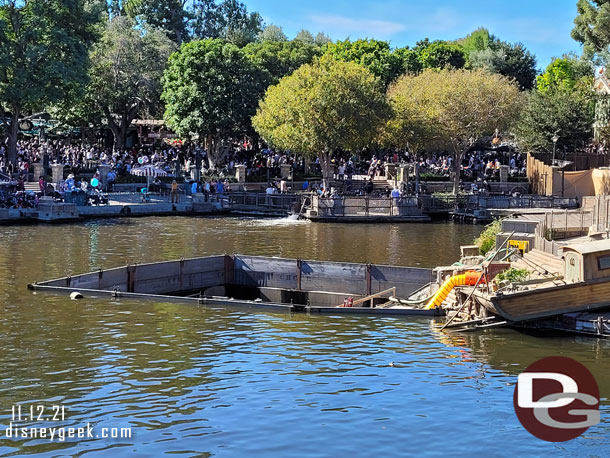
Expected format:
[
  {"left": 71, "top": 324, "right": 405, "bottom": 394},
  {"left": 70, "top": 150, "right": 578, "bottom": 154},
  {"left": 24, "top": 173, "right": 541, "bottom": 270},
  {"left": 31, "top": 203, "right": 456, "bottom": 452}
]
[{"left": 90, "top": 178, "right": 99, "bottom": 187}]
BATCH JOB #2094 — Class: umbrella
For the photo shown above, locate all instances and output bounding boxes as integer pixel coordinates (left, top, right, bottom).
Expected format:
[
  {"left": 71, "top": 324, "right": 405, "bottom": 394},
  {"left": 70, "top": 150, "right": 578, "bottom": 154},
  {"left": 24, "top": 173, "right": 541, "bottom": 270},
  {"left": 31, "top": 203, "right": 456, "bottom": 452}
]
[
  {"left": 130, "top": 165, "right": 168, "bottom": 177},
  {"left": 130, "top": 165, "right": 168, "bottom": 191}
]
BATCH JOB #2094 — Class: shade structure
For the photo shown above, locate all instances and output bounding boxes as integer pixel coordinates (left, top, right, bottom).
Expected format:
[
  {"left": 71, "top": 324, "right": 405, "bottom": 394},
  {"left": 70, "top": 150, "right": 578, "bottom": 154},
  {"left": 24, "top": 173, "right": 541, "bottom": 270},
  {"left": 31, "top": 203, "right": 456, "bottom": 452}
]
[{"left": 130, "top": 165, "right": 168, "bottom": 177}]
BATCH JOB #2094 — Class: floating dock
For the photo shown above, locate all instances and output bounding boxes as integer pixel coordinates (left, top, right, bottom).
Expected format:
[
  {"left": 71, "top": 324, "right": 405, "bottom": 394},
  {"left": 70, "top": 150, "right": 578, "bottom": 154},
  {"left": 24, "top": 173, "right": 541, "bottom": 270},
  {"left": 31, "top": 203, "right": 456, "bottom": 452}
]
[{"left": 29, "top": 255, "right": 440, "bottom": 316}]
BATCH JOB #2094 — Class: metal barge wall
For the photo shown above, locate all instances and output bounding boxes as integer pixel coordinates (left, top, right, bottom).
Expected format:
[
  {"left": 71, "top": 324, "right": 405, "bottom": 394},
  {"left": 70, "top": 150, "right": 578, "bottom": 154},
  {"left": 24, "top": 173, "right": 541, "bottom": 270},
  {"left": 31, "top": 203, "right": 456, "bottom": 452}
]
[{"left": 32, "top": 255, "right": 433, "bottom": 301}]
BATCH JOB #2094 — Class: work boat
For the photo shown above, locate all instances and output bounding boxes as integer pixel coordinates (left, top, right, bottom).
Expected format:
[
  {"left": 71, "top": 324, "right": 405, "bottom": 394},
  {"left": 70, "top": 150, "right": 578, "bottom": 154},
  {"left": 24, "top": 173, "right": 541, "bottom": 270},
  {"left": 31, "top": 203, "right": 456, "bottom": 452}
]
[{"left": 449, "top": 240, "right": 610, "bottom": 328}]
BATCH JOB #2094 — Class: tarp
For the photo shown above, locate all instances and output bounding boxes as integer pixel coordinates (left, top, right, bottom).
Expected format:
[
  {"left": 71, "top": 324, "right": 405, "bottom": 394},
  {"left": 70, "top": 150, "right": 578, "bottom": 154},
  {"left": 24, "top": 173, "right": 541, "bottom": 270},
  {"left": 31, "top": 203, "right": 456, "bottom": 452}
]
[
  {"left": 555, "top": 169, "right": 595, "bottom": 198},
  {"left": 592, "top": 168, "right": 610, "bottom": 195}
]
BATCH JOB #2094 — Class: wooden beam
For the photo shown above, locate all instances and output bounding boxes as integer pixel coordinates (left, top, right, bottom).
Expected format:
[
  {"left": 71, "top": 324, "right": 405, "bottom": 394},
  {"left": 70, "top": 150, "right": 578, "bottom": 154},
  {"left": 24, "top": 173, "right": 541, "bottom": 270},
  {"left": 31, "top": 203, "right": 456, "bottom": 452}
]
[
  {"left": 337, "top": 287, "right": 396, "bottom": 308},
  {"left": 224, "top": 254, "right": 234, "bottom": 286},
  {"left": 296, "top": 259, "right": 302, "bottom": 290},
  {"left": 127, "top": 265, "right": 136, "bottom": 293}
]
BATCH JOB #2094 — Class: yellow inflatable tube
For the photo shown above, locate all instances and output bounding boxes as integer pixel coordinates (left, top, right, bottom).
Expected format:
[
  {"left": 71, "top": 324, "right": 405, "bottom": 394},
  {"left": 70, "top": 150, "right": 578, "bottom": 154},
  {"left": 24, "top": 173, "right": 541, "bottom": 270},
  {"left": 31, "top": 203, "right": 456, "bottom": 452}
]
[{"left": 425, "top": 274, "right": 467, "bottom": 310}]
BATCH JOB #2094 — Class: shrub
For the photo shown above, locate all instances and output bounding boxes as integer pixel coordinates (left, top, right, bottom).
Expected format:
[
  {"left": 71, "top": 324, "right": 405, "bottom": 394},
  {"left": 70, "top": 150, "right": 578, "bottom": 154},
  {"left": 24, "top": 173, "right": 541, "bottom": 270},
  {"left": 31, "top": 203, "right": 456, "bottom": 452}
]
[
  {"left": 474, "top": 219, "right": 501, "bottom": 255},
  {"left": 495, "top": 268, "right": 530, "bottom": 284}
]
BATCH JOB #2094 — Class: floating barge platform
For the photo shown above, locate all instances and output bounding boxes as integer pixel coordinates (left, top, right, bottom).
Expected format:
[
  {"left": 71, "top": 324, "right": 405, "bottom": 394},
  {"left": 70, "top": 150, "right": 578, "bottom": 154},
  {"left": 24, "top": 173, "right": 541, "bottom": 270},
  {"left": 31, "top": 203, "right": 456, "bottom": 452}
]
[{"left": 29, "top": 255, "right": 440, "bottom": 316}]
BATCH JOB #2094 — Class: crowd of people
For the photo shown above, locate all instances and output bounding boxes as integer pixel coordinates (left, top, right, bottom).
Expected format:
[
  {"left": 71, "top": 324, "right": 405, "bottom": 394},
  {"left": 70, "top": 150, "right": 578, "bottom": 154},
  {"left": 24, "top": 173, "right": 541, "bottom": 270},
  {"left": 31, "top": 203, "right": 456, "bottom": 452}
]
[{"left": 0, "top": 137, "right": 527, "bottom": 203}]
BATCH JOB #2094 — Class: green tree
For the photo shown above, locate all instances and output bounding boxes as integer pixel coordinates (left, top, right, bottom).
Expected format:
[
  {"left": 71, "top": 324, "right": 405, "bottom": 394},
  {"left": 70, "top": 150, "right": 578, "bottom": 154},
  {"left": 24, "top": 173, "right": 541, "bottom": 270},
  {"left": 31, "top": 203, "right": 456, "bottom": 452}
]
[
  {"left": 536, "top": 55, "right": 594, "bottom": 93},
  {"left": 387, "top": 69, "right": 523, "bottom": 193},
  {"left": 191, "top": 0, "right": 262, "bottom": 46},
  {"left": 323, "top": 38, "right": 403, "bottom": 87},
  {"left": 393, "top": 47, "right": 422, "bottom": 75},
  {"left": 457, "top": 27, "right": 496, "bottom": 55},
  {"left": 418, "top": 40, "right": 466, "bottom": 70},
  {"left": 469, "top": 42, "right": 537, "bottom": 90},
  {"left": 295, "top": 29, "right": 315, "bottom": 45},
  {"left": 88, "top": 16, "right": 176, "bottom": 149},
  {"left": 0, "top": 0, "right": 98, "bottom": 165},
  {"left": 126, "top": 0, "right": 189, "bottom": 44},
  {"left": 314, "top": 32, "right": 332, "bottom": 46},
  {"left": 572, "top": 0, "right": 610, "bottom": 61},
  {"left": 162, "top": 39, "right": 267, "bottom": 167},
  {"left": 243, "top": 39, "right": 322, "bottom": 84},
  {"left": 516, "top": 87, "right": 595, "bottom": 153},
  {"left": 252, "top": 56, "right": 389, "bottom": 189},
  {"left": 258, "top": 24, "right": 287, "bottom": 42}
]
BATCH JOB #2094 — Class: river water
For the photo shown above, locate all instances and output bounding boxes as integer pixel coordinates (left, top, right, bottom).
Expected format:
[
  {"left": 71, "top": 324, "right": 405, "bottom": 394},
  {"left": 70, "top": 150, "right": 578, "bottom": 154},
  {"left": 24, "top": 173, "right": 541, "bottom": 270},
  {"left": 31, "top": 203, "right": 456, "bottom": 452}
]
[{"left": 0, "top": 217, "right": 609, "bottom": 457}]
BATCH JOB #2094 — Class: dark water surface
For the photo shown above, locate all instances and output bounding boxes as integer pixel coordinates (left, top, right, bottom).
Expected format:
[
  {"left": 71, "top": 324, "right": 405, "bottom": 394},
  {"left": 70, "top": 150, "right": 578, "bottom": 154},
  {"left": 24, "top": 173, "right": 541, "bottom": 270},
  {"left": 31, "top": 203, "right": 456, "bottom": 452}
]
[{"left": 0, "top": 217, "right": 609, "bottom": 457}]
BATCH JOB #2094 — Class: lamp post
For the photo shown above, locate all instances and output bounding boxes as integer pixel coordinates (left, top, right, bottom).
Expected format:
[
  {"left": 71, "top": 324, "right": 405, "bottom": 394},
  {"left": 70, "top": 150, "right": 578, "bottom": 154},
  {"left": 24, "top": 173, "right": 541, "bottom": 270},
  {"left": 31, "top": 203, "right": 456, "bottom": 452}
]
[{"left": 552, "top": 134, "right": 559, "bottom": 165}]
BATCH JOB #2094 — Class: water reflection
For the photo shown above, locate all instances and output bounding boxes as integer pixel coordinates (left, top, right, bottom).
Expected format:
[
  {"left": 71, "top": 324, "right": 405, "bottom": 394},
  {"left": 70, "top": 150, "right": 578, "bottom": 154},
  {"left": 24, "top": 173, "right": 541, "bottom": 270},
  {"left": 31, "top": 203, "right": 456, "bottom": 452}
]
[{"left": 1, "top": 217, "right": 608, "bottom": 456}]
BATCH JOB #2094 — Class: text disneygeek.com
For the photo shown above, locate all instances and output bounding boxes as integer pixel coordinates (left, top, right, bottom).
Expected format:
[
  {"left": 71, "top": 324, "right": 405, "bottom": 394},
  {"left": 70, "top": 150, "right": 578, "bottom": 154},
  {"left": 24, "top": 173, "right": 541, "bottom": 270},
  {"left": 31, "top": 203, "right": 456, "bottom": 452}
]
[{"left": 4, "top": 423, "right": 132, "bottom": 441}]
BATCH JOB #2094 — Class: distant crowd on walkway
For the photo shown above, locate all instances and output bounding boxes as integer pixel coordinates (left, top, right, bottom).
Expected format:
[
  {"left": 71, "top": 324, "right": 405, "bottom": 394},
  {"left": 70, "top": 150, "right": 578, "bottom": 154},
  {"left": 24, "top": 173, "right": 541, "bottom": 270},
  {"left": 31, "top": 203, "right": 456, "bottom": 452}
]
[{"left": 0, "top": 138, "right": 527, "bottom": 191}]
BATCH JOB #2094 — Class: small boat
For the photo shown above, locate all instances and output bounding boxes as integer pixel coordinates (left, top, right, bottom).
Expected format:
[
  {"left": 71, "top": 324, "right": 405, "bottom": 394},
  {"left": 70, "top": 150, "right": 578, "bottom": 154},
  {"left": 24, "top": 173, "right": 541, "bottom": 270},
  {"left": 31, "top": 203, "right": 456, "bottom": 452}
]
[{"left": 466, "top": 240, "right": 610, "bottom": 323}]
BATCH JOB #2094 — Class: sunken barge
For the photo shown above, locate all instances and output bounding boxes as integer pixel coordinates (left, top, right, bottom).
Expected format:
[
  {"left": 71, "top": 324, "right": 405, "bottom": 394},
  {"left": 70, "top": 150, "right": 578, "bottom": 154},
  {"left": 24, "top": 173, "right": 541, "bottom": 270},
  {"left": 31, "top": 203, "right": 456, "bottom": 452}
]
[{"left": 29, "top": 255, "right": 440, "bottom": 316}]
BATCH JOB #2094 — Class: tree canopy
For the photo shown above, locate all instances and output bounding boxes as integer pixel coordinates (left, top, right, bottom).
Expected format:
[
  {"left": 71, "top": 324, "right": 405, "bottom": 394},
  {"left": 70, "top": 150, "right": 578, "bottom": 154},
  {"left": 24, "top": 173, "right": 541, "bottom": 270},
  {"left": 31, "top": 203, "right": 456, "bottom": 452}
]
[
  {"left": 536, "top": 55, "right": 594, "bottom": 93},
  {"left": 572, "top": 0, "right": 610, "bottom": 61},
  {"left": 323, "top": 39, "right": 404, "bottom": 87},
  {"left": 252, "top": 56, "right": 389, "bottom": 188},
  {"left": 0, "top": 0, "right": 99, "bottom": 163},
  {"left": 295, "top": 29, "right": 314, "bottom": 45},
  {"left": 126, "top": 0, "right": 189, "bottom": 44},
  {"left": 516, "top": 87, "right": 595, "bottom": 154},
  {"left": 417, "top": 40, "right": 466, "bottom": 70},
  {"left": 243, "top": 39, "right": 322, "bottom": 84},
  {"left": 258, "top": 24, "right": 287, "bottom": 42},
  {"left": 162, "top": 38, "right": 267, "bottom": 166},
  {"left": 457, "top": 27, "right": 496, "bottom": 55},
  {"left": 386, "top": 69, "right": 523, "bottom": 193},
  {"left": 88, "top": 15, "right": 176, "bottom": 149},
  {"left": 469, "top": 41, "right": 537, "bottom": 90},
  {"left": 516, "top": 55, "right": 596, "bottom": 154}
]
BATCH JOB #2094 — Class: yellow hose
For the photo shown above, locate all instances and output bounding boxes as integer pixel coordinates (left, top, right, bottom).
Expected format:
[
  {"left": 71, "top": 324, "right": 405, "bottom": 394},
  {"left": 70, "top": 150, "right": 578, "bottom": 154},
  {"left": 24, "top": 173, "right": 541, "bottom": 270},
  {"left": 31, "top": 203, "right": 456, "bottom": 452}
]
[{"left": 425, "top": 274, "right": 467, "bottom": 310}]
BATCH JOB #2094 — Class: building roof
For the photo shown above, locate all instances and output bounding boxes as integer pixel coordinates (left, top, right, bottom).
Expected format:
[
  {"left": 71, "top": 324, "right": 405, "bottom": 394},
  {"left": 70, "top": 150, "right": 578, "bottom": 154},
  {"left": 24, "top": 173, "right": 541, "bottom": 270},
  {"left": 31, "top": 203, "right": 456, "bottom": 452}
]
[{"left": 562, "top": 239, "right": 610, "bottom": 255}]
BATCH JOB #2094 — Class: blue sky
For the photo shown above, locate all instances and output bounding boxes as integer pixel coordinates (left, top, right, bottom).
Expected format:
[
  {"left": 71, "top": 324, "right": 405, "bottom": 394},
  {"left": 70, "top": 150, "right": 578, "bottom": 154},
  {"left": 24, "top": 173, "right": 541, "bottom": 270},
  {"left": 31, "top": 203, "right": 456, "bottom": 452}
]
[{"left": 246, "top": 0, "right": 582, "bottom": 69}]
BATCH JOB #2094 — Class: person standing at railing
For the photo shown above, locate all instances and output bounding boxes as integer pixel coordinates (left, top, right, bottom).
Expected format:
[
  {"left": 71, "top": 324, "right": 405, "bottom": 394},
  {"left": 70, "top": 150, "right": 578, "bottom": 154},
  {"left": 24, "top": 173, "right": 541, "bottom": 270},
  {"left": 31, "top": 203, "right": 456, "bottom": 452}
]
[{"left": 171, "top": 180, "right": 179, "bottom": 203}]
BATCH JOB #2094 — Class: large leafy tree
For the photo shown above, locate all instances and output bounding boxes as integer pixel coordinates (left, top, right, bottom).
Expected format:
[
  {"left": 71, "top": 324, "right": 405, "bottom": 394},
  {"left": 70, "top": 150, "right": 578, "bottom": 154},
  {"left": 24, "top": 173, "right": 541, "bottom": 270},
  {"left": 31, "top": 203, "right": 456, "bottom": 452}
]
[
  {"left": 469, "top": 42, "right": 537, "bottom": 90},
  {"left": 418, "top": 40, "right": 466, "bottom": 70},
  {"left": 393, "top": 47, "right": 422, "bottom": 75},
  {"left": 0, "top": 0, "right": 98, "bottom": 165},
  {"left": 258, "top": 24, "right": 286, "bottom": 42},
  {"left": 457, "top": 27, "right": 496, "bottom": 55},
  {"left": 191, "top": 0, "right": 262, "bottom": 46},
  {"left": 252, "top": 56, "right": 389, "bottom": 189},
  {"left": 126, "top": 0, "right": 189, "bottom": 44},
  {"left": 572, "top": 0, "right": 610, "bottom": 61},
  {"left": 454, "top": 28, "right": 538, "bottom": 90},
  {"left": 536, "top": 55, "right": 594, "bottom": 93},
  {"left": 516, "top": 86, "right": 595, "bottom": 154},
  {"left": 243, "top": 40, "right": 322, "bottom": 84},
  {"left": 161, "top": 39, "right": 267, "bottom": 167},
  {"left": 88, "top": 15, "right": 176, "bottom": 149},
  {"left": 515, "top": 54, "right": 595, "bottom": 154},
  {"left": 295, "top": 29, "right": 315, "bottom": 45},
  {"left": 314, "top": 32, "right": 332, "bottom": 46},
  {"left": 323, "top": 39, "right": 404, "bottom": 88},
  {"left": 386, "top": 69, "right": 523, "bottom": 193}
]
